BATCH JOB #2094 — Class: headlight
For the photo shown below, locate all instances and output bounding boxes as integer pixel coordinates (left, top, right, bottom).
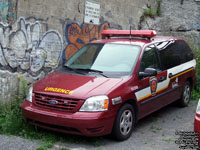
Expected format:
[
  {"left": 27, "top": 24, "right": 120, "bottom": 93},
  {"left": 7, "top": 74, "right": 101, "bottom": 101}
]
[
  {"left": 196, "top": 99, "right": 200, "bottom": 114},
  {"left": 79, "top": 95, "right": 109, "bottom": 112},
  {"left": 26, "top": 85, "right": 33, "bottom": 102}
]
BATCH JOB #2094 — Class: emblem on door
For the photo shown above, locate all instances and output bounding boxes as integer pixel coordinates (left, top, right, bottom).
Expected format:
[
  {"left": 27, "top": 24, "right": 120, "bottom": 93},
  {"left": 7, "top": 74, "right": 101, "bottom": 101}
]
[{"left": 150, "top": 77, "right": 157, "bottom": 96}]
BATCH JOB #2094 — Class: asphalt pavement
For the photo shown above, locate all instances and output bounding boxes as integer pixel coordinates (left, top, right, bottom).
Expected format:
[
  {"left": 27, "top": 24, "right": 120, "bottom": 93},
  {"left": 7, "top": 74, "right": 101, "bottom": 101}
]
[{"left": 0, "top": 100, "right": 198, "bottom": 150}]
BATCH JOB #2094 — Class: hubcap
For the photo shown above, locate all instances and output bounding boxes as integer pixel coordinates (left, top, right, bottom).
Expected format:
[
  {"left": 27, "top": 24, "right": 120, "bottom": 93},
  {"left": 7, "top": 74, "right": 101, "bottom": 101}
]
[
  {"left": 120, "top": 110, "right": 133, "bottom": 136},
  {"left": 183, "top": 84, "right": 190, "bottom": 104}
]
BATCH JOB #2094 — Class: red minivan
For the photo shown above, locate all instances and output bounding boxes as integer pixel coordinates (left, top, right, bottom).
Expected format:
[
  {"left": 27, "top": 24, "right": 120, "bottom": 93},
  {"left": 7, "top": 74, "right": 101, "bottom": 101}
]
[{"left": 22, "top": 30, "right": 196, "bottom": 141}]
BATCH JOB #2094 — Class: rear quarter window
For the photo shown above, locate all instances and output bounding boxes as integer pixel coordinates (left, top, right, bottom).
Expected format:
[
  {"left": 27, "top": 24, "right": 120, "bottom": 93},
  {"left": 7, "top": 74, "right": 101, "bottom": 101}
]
[{"left": 156, "top": 40, "right": 194, "bottom": 70}]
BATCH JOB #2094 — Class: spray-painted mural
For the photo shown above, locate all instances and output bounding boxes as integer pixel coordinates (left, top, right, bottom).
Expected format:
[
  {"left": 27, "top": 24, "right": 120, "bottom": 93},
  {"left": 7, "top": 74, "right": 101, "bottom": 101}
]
[
  {"left": 189, "top": 23, "right": 200, "bottom": 50},
  {"left": 0, "top": 17, "right": 63, "bottom": 77},
  {"left": 0, "top": 0, "right": 17, "bottom": 22},
  {"left": 191, "top": 32, "right": 200, "bottom": 50},
  {"left": 64, "top": 22, "right": 109, "bottom": 60}
]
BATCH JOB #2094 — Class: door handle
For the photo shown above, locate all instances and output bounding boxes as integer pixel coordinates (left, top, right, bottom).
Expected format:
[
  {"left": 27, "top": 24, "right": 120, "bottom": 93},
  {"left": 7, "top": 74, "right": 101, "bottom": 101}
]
[
  {"left": 168, "top": 73, "right": 173, "bottom": 78},
  {"left": 158, "top": 76, "right": 165, "bottom": 82}
]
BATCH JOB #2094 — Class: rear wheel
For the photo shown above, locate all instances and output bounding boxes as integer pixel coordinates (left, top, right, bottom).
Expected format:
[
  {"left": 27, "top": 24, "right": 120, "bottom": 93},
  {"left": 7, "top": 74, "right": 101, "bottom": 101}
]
[
  {"left": 178, "top": 81, "right": 191, "bottom": 107},
  {"left": 112, "top": 104, "right": 136, "bottom": 141}
]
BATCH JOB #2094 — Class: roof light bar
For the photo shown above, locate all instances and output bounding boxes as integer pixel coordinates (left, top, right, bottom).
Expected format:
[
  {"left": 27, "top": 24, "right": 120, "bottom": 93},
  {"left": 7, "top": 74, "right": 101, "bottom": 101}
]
[{"left": 101, "top": 30, "right": 157, "bottom": 38}]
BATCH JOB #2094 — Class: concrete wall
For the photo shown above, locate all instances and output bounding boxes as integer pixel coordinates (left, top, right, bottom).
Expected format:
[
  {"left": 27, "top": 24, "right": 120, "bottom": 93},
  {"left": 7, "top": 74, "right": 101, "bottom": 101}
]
[
  {"left": 1, "top": 0, "right": 199, "bottom": 102},
  {"left": 0, "top": 0, "right": 158, "bottom": 101},
  {"left": 140, "top": 0, "right": 200, "bottom": 50}
]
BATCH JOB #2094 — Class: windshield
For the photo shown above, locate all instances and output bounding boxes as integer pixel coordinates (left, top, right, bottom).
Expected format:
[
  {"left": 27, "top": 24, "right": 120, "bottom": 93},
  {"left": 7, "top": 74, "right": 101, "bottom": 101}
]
[{"left": 64, "top": 43, "right": 141, "bottom": 78}]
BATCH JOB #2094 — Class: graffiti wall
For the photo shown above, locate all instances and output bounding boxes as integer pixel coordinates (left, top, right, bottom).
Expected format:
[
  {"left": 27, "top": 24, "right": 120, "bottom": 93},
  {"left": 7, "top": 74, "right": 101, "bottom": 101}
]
[
  {"left": 64, "top": 22, "right": 109, "bottom": 60},
  {"left": 190, "top": 19, "right": 200, "bottom": 49},
  {"left": 0, "top": 17, "right": 63, "bottom": 77},
  {"left": 0, "top": 0, "right": 17, "bottom": 23},
  {"left": 190, "top": 31, "right": 200, "bottom": 50}
]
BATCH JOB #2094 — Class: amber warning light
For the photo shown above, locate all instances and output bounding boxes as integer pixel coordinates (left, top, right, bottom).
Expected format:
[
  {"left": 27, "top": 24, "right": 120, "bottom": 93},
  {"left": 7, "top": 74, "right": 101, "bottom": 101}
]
[{"left": 101, "top": 30, "right": 157, "bottom": 38}]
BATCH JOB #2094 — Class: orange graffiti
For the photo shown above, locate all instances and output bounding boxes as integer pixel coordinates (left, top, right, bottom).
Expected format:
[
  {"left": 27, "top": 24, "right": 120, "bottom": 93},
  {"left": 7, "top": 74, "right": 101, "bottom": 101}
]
[{"left": 65, "top": 22, "right": 109, "bottom": 60}]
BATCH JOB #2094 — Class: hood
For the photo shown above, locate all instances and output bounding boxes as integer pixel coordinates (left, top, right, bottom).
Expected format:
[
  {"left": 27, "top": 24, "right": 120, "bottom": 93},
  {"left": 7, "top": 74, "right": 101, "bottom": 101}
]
[{"left": 33, "top": 72, "right": 124, "bottom": 99}]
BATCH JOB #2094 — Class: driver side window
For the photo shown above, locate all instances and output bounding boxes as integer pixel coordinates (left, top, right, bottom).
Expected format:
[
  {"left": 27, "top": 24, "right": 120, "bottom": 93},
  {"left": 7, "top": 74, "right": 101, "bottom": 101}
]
[{"left": 139, "top": 45, "right": 161, "bottom": 72}]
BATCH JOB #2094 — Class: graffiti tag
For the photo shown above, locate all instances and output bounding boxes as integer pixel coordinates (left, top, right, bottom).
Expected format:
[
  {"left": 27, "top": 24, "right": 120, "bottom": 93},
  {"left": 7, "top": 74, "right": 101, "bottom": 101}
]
[
  {"left": 64, "top": 22, "right": 109, "bottom": 60},
  {"left": 0, "top": 17, "right": 63, "bottom": 77},
  {"left": 0, "top": 0, "right": 16, "bottom": 20}
]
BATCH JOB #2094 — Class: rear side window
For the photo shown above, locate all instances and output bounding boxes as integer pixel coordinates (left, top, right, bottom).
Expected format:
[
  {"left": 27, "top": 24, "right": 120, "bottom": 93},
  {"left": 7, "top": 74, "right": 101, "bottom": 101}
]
[{"left": 156, "top": 40, "right": 193, "bottom": 70}]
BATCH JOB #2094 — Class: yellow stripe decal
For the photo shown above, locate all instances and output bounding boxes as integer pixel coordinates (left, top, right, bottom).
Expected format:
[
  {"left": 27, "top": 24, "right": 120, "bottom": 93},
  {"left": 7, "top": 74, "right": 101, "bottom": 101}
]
[
  {"left": 137, "top": 67, "right": 194, "bottom": 102},
  {"left": 171, "top": 68, "right": 194, "bottom": 80}
]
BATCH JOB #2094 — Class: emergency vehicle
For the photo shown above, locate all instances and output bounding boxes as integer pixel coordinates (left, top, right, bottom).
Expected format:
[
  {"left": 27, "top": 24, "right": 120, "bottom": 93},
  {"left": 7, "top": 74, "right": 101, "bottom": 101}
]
[{"left": 22, "top": 30, "right": 196, "bottom": 141}]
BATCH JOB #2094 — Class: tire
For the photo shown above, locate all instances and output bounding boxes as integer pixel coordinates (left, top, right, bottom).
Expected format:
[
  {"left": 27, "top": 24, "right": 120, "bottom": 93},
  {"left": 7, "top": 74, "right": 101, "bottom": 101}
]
[
  {"left": 178, "top": 81, "right": 191, "bottom": 107},
  {"left": 112, "top": 104, "right": 136, "bottom": 141}
]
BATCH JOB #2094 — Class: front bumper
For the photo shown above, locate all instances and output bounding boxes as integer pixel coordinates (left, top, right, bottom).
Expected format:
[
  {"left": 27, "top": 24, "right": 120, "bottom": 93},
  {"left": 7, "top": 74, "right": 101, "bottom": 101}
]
[{"left": 22, "top": 100, "right": 116, "bottom": 136}]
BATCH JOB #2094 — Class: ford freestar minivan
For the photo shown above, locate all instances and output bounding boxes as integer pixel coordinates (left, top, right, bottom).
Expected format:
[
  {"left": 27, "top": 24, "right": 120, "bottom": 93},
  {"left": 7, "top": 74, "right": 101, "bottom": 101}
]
[{"left": 22, "top": 30, "right": 196, "bottom": 141}]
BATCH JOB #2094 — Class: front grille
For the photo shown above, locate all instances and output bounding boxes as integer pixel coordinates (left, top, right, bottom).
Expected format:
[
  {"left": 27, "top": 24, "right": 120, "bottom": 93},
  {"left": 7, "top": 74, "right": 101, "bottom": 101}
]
[{"left": 34, "top": 92, "right": 82, "bottom": 112}]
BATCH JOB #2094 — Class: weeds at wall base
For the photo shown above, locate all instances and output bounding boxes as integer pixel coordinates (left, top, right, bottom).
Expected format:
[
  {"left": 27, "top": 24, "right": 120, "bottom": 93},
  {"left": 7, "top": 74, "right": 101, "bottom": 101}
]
[
  {"left": 192, "top": 47, "right": 200, "bottom": 100},
  {"left": 0, "top": 77, "right": 101, "bottom": 149},
  {"left": 0, "top": 98, "right": 101, "bottom": 149}
]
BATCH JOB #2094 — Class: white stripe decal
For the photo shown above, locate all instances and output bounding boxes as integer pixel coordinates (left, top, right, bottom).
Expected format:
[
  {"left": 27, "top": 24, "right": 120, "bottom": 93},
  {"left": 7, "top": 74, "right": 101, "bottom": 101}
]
[{"left": 135, "top": 59, "right": 196, "bottom": 101}]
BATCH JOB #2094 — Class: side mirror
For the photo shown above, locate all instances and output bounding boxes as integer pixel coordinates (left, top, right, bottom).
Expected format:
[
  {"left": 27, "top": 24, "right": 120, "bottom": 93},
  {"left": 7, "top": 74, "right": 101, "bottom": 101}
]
[{"left": 139, "top": 68, "right": 157, "bottom": 78}]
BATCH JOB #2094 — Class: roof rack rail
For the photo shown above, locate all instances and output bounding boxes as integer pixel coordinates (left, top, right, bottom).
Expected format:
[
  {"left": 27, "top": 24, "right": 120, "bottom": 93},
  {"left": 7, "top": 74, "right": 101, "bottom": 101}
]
[{"left": 101, "top": 30, "right": 157, "bottom": 39}]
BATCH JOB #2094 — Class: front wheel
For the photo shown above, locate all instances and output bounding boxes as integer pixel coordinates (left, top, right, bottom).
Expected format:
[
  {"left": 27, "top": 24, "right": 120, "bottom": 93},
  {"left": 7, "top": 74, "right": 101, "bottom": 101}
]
[
  {"left": 178, "top": 81, "right": 191, "bottom": 107},
  {"left": 112, "top": 104, "right": 136, "bottom": 141}
]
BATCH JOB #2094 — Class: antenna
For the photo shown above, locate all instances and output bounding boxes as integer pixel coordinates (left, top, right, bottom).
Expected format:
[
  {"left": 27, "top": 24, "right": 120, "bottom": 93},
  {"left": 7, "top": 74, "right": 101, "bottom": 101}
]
[{"left": 129, "top": 26, "right": 132, "bottom": 40}]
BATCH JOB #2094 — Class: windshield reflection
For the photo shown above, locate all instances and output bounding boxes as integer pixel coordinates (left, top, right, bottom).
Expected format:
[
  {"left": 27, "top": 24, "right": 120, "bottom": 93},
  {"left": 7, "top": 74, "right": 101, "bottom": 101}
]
[{"left": 64, "top": 43, "right": 141, "bottom": 78}]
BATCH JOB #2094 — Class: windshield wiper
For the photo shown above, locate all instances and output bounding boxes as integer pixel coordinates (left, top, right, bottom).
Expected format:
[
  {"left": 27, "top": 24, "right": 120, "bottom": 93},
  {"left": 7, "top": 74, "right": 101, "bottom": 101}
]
[
  {"left": 63, "top": 66, "right": 86, "bottom": 75},
  {"left": 76, "top": 68, "right": 108, "bottom": 78},
  {"left": 64, "top": 66, "right": 108, "bottom": 78}
]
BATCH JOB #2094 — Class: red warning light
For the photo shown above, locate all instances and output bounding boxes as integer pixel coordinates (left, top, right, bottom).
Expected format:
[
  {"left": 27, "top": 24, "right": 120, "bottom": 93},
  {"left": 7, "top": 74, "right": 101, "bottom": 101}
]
[{"left": 101, "top": 30, "right": 157, "bottom": 38}]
